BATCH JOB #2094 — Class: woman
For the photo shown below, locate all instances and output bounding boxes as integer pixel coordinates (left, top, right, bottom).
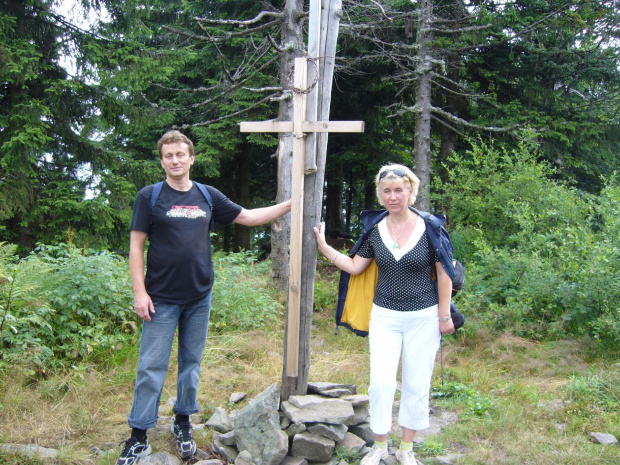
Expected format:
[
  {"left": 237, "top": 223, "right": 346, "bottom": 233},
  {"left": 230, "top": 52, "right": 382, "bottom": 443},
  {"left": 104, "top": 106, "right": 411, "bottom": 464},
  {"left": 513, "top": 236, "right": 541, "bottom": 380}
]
[{"left": 313, "top": 164, "right": 456, "bottom": 465}]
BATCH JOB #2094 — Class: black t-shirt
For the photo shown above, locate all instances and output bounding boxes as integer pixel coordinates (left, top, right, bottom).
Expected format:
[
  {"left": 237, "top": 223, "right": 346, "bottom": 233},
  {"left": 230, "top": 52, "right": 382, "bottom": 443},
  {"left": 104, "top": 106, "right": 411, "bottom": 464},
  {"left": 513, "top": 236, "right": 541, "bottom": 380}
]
[{"left": 130, "top": 181, "right": 242, "bottom": 304}]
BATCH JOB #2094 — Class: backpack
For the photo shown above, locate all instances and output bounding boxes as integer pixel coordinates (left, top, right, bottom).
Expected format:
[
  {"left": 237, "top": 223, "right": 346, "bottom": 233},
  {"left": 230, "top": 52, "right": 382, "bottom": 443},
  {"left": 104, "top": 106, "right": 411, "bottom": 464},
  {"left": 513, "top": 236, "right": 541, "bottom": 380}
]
[
  {"left": 430, "top": 253, "right": 465, "bottom": 331},
  {"left": 149, "top": 181, "right": 215, "bottom": 231}
]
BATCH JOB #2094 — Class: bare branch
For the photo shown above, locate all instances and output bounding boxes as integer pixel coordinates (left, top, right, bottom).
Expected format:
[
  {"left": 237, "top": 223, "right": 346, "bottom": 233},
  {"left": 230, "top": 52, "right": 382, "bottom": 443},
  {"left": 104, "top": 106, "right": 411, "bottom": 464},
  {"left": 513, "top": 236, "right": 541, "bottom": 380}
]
[
  {"left": 422, "top": 23, "right": 493, "bottom": 34},
  {"left": 243, "top": 86, "right": 284, "bottom": 93},
  {"left": 164, "top": 19, "right": 281, "bottom": 44},
  {"left": 267, "top": 33, "right": 286, "bottom": 53},
  {"left": 193, "top": 11, "right": 283, "bottom": 27},
  {"left": 367, "top": 0, "right": 393, "bottom": 22},
  {"left": 390, "top": 104, "right": 521, "bottom": 133},
  {"left": 151, "top": 83, "right": 218, "bottom": 93},
  {"left": 430, "top": 105, "right": 521, "bottom": 133},
  {"left": 431, "top": 114, "right": 467, "bottom": 139},
  {"left": 175, "top": 92, "right": 280, "bottom": 129}
]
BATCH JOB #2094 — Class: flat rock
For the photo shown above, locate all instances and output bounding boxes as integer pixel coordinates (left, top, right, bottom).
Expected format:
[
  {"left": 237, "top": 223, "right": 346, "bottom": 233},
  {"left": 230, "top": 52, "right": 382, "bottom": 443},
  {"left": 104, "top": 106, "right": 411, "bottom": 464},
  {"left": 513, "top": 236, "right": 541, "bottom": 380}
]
[
  {"left": 137, "top": 452, "right": 181, "bottom": 465},
  {"left": 285, "top": 422, "right": 307, "bottom": 437},
  {"left": 339, "top": 432, "right": 366, "bottom": 451},
  {"left": 348, "top": 423, "right": 373, "bottom": 446},
  {"left": 0, "top": 444, "right": 59, "bottom": 459},
  {"left": 235, "top": 450, "right": 253, "bottom": 465},
  {"left": 589, "top": 432, "right": 618, "bottom": 445},
  {"left": 291, "top": 432, "right": 335, "bottom": 463},
  {"left": 230, "top": 392, "right": 248, "bottom": 404},
  {"left": 279, "top": 456, "right": 308, "bottom": 465},
  {"left": 308, "top": 382, "right": 357, "bottom": 396},
  {"left": 213, "top": 438, "right": 239, "bottom": 463},
  {"left": 436, "top": 454, "right": 464, "bottom": 464},
  {"left": 307, "top": 423, "right": 348, "bottom": 442},
  {"left": 341, "top": 394, "right": 370, "bottom": 406},
  {"left": 206, "top": 407, "right": 234, "bottom": 433},
  {"left": 216, "top": 431, "right": 237, "bottom": 447},
  {"left": 282, "top": 395, "right": 355, "bottom": 424},
  {"left": 346, "top": 404, "right": 370, "bottom": 426}
]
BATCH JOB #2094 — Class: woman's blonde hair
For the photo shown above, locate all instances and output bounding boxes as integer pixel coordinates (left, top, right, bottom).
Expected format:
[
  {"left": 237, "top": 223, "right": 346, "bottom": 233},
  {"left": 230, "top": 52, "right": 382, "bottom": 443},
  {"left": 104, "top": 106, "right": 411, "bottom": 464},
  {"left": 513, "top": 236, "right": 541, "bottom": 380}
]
[{"left": 375, "top": 163, "right": 420, "bottom": 207}]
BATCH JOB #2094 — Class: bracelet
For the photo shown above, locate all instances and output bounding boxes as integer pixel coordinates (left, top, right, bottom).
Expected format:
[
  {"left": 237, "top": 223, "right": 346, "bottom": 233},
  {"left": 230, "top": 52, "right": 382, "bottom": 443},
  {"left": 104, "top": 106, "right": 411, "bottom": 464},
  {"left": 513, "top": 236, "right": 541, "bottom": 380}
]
[
  {"left": 439, "top": 316, "right": 452, "bottom": 322},
  {"left": 331, "top": 252, "right": 339, "bottom": 264}
]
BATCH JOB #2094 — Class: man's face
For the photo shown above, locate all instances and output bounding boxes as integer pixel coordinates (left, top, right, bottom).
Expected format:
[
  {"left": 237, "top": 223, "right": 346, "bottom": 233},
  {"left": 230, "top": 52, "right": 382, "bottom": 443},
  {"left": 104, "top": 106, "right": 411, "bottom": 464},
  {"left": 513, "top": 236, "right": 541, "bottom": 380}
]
[{"left": 160, "top": 142, "right": 195, "bottom": 180}]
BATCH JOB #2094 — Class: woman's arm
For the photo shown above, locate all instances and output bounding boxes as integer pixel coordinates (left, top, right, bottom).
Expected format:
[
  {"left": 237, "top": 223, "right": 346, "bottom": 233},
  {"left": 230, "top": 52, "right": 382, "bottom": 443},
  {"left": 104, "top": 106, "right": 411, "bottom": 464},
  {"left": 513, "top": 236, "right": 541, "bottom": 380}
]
[
  {"left": 436, "top": 262, "right": 455, "bottom": 334},
  {"left": 313, "top": 223, "right": 372, "bottom": 276}
]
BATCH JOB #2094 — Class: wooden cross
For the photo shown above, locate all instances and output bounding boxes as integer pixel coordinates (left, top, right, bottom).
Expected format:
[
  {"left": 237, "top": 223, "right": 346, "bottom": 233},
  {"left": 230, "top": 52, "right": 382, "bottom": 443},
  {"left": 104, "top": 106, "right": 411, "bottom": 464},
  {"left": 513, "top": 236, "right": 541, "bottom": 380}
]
[{"left": 240, "top": 56, "right": 364, "bottom": 377}]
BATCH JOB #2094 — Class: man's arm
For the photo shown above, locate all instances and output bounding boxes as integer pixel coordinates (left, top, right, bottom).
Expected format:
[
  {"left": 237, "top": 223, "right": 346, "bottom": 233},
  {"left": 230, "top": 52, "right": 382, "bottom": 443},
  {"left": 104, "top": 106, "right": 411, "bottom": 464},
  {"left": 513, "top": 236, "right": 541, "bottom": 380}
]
[
  {"left": 129, "top": 230, "right": 155, "bottom": 321},
  {"left": 233, "top": 199, "right": 291, "bottom": 227}
]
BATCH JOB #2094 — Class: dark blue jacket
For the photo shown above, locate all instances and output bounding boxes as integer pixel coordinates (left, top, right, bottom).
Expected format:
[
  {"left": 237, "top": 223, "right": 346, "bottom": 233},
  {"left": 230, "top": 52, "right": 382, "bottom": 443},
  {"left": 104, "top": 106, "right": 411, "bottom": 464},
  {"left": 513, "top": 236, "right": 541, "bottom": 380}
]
[{"left": 335, "top": 207, "right": 456, "bottom": 336}]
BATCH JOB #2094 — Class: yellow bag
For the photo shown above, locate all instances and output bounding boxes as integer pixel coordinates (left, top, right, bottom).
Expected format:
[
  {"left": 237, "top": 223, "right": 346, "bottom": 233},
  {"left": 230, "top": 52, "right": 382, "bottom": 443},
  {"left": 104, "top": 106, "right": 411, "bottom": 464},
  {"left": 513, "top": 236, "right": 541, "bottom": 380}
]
[{"left": 340, "top": 259, "right": 378, "bottom": 333}]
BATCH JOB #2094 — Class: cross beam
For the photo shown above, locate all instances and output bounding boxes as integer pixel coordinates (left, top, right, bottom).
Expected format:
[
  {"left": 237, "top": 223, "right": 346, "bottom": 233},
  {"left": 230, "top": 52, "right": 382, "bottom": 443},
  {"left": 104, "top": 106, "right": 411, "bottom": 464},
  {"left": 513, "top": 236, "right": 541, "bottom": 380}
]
[{"left": 241, "top": 56, "right": 364, "bottom": 377}]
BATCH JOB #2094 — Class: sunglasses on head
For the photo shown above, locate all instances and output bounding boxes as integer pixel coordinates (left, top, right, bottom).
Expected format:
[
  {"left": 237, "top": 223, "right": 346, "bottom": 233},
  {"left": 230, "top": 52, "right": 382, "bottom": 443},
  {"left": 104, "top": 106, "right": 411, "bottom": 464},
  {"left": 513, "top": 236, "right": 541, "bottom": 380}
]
[{"left": 379, "top": 168, "right": 407, "bottom": 179}]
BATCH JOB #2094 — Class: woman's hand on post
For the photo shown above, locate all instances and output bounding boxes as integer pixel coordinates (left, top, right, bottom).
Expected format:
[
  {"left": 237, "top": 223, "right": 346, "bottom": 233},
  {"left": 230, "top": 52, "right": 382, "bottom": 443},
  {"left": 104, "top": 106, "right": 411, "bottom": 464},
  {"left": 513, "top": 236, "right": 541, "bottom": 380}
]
[{"left": 313, "top": 222, "right": 327, "bottom": 248}]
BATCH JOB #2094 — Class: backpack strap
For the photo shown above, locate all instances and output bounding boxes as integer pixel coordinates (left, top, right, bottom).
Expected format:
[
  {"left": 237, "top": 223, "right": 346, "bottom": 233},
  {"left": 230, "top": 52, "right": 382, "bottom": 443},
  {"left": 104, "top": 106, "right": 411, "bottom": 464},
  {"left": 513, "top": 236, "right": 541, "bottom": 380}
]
[
  {"left": 149, "top": 181, "right": 215, "bottom": 230},
  {"left": 194, "top": 182, "right": 215, "bottom": 231}
]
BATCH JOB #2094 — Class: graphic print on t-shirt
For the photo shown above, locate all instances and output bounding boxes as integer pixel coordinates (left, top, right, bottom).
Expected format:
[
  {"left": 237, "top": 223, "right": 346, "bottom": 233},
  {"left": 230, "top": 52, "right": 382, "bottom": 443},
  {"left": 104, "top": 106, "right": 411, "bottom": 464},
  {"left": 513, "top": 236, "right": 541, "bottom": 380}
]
[{"left": 166, "top": 205, "right": 207, "bottom": 219}]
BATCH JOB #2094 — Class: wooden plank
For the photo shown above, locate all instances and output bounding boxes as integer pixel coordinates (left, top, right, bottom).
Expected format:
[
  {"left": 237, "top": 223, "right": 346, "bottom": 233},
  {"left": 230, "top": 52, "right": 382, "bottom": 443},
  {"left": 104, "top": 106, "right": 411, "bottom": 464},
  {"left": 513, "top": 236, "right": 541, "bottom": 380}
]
[
  {"left": 303, "top": 121, "right": 365, "bottom": 133},
  {"left": 240, "top": 121, "right": 293, "bottom": 133},
  {"left": 240, "top": 120, "right": 364, "bottom": 134},
  {"left": 285, "top": 57, "right": 308, "bottom": 377}
]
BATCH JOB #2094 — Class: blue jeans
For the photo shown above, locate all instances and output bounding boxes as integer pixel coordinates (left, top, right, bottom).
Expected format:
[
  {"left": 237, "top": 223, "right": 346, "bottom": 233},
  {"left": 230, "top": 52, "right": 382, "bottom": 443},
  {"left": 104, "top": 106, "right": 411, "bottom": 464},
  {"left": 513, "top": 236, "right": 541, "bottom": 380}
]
[{"left": 128, "top": 291, "right": 212, "bottom": 430}]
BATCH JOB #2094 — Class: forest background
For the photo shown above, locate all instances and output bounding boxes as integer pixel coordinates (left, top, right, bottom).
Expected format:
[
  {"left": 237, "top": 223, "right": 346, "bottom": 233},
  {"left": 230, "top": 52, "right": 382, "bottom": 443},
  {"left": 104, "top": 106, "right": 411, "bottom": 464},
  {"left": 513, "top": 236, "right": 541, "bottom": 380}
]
[{"left": 0, "top": 1, "right": 619, "bottom": 464}]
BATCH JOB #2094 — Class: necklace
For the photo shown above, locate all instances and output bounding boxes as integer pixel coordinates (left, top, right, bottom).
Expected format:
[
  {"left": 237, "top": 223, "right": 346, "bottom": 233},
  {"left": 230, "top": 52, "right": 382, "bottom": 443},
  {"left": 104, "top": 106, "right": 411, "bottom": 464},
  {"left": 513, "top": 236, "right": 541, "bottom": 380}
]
[{"left": 389, "top": 214, "right": 410, "bottom": 249}]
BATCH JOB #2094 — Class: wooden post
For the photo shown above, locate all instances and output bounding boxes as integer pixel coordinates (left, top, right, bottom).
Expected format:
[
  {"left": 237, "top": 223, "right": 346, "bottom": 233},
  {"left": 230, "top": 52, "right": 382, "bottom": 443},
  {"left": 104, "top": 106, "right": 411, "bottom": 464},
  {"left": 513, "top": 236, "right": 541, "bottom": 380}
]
[
  {"left": 240, "top": 0, "right": 360, "bottom": 399},
  {"left": 287, "top": 56, "right": 308, "bottom": 377}
]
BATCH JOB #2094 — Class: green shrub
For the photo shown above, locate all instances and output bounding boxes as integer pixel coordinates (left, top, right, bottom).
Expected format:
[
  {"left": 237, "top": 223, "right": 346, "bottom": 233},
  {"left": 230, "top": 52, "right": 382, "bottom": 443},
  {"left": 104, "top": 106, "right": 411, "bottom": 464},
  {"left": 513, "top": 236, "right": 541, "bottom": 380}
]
[
  {"left": 313, "top": 272, "right": 339, "bottom": 312},
  {"left": 210, "top": 251, "right": 283, "bottom": 333},
  {"left": 1, "top": 243, "right": 137, "bottom": 372},
  {"left": 440, "top": 139, "right": 620, "bottom": 349}
]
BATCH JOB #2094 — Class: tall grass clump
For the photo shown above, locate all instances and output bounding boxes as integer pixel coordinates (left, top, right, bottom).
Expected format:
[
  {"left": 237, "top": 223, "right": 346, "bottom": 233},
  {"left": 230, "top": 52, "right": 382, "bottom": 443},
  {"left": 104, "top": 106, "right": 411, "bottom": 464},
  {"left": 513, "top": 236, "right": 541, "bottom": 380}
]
[{"left": 439, "top": 138, "right": 620, "bottom": 350}]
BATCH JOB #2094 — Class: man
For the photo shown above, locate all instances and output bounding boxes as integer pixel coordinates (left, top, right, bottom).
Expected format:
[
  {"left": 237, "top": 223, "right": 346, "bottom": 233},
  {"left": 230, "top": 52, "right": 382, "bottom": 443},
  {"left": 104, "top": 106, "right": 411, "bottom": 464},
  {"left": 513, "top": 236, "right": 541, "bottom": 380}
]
[{"left": 117, "top": 130, "right": 291, "bottom": 465}]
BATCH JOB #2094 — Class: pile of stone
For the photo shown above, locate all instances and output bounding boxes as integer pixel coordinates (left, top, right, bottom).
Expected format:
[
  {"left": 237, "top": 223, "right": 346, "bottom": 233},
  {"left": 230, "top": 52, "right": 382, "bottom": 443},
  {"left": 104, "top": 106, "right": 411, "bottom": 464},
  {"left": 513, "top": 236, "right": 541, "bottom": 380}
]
[{"left": 207, "top": 382, "right": 374, "bottom": 465}]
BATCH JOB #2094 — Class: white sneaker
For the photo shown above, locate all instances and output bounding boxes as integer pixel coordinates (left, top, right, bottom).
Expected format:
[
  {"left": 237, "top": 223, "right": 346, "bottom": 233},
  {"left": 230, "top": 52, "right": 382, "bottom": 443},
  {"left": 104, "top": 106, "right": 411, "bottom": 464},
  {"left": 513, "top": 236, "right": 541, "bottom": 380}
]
[
  {"left": 396, "top": 449, "right": 417, "bottom": 465},
  {"left": 361, "top": 445, "right": 389, "bottom": 465}
]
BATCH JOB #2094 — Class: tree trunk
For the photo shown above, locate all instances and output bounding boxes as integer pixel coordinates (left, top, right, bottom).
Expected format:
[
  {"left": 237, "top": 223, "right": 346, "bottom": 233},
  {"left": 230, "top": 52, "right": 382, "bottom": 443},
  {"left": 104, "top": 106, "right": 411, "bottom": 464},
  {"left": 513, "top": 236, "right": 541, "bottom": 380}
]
[
  {"left": 364, "top": 179, "right": 376, "bottom": 211},
  {"left": 413, "top": 0, "right": 434, "bottom": 212},
  {"left": 233, "top": 147, "right": 251, "bottom": 252},
  {"left": 271, "top": 0, "right": 305, "bottom": 290},
  {"left": 325, "top": 161, "right": 344, "bottom": 237}
]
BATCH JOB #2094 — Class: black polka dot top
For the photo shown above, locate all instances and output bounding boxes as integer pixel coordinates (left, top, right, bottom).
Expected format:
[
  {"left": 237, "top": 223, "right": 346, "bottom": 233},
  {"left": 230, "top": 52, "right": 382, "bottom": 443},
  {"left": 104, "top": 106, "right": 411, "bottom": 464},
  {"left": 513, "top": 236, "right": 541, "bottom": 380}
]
[{"left": 356, "top": 216, "right": 439, "bottom": 311}]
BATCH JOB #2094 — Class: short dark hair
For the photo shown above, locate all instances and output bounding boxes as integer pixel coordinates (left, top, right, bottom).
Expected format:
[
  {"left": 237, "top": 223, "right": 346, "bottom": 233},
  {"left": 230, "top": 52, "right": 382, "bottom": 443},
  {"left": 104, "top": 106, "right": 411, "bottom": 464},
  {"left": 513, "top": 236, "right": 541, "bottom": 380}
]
[{"left": 157, "top": 130, "right": 194, "bottom": 159}]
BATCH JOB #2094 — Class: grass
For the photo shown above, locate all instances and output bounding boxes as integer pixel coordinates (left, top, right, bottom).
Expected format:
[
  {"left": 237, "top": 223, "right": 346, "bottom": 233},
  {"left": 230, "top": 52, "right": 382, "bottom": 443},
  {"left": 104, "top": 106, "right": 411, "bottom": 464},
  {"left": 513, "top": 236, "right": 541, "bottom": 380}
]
[{"left": 0, "top": 266, "right": 618, "bottom": 465}]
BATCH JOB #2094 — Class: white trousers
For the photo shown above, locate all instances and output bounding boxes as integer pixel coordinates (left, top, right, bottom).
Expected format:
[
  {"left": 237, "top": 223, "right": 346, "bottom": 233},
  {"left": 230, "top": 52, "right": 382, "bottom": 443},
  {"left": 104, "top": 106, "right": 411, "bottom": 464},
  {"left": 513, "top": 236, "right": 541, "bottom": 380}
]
[{"left": 368, "top": 304, "right": 441, "bottom": 434}]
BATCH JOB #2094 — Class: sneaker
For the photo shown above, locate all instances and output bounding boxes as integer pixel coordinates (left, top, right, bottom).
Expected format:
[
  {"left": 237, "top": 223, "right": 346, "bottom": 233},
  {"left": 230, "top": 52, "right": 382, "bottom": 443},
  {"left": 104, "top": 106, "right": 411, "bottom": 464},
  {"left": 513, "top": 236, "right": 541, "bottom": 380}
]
[
  {"left": 116, "top": 437, "right": 151, "bottom": 465},
  {"left": 171, "top": 421, "right": 197, "bottom": 459},
  {"left": 396, "top": 449, "right": 417, "bottom": 465},
  {"left": 361, "top": 445, "right": 389, "bottom": 465}
]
